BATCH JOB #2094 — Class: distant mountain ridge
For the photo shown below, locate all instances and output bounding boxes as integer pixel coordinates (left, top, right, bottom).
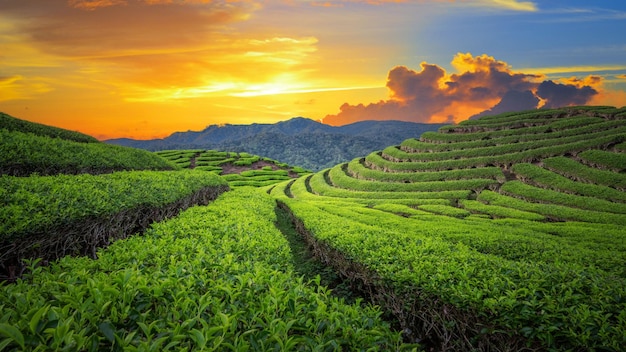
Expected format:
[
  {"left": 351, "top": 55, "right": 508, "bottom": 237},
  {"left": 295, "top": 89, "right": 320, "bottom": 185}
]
[{"left": 106, "top": 118, "right": 446, "bottom": 171}]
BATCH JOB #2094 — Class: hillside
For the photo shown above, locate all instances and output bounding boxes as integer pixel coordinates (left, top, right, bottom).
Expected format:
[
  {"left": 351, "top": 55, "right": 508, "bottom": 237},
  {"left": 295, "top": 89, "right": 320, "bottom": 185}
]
[
  {"left": 106, "top": 117, "right": 446, "bottom": 170},
  {"left": 0, "top": 115, "right": 308, "bottom": 280},
  {"left": 0, "top": 112, "right": 177, "bottom": 176},
  {"left": 155, "top": 149, "right": 310, "bottom": 187},
  {"left": 0, "top": 112, "right": 98, "bottom": 143},
  {"left": 269, "top": 105, "right": 626, "bottom": 350},
  {"left": 2, "top": 106, "right": 626, "bottom": 351},
  {"left": 0, "top": 115, "right": 232, "bottom": 281},
  {"left": 0, "top": 117, "right": 410, "bottom": 350}
]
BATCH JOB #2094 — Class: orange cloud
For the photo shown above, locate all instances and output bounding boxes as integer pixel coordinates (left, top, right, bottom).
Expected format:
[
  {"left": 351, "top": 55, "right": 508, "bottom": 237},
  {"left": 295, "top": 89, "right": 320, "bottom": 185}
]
[
  {"left": 68, "top": 0, "right": 127, "bottom": 10},
  {"left": 0, "top": 1, "right": 325, "bottom": 102},
  {"left": 560, "top": 75, "right": 602, "bottom": 89},
  {"left": 323, "top": 53, "right": 600, "bottom": 125},
  {"left": 0, "top": 75, "right": 52, "bottom": 102},
  {"left": 8, "top": 1, "right": 256, "bottom": 59}
]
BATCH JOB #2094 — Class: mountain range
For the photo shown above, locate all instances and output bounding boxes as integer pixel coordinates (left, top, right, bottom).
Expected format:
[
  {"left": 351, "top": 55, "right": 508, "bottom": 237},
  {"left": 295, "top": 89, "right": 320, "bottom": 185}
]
[{"left": 106, "top": 117, "right": 446, "bottom": 170}]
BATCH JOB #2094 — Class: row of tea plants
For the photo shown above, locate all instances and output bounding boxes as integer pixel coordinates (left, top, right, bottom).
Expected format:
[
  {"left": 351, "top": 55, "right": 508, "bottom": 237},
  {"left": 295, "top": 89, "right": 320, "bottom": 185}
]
[{"left": 0, "top": 189, "right": 415, "bottom": 351}]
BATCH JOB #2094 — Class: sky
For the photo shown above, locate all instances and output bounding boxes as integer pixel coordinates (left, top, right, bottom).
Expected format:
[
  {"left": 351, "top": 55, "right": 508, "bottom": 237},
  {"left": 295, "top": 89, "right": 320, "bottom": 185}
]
[{"left": 1, "top": 0, "right": 625, "bottom": 140}]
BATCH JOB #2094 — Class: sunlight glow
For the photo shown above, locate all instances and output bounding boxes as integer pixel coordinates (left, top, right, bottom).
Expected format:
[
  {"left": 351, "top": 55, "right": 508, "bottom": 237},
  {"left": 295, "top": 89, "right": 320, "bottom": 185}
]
[
  {"left": 232, "top": 84, "right": 383, "bottom": 97},
  {"left": 486, "top": 0, "right": 537, "bottom": 12},
  {"left": 0, "top": 0, "right": 623, "bottom": 140}
]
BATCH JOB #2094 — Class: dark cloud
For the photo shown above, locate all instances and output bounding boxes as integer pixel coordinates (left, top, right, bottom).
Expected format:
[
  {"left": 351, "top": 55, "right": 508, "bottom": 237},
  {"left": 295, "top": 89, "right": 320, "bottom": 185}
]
[
  {"left": 469, "top": 90, "right": 539, "bottom": 120},
  {"left": 323, "top": 53, "right": 601, "bottom": 125},
  {"left": 388, "top": 64, "right": 446, "bottom": 102},
  {"left": 537, "top": 80, "right": 598, "bottom": 108}
]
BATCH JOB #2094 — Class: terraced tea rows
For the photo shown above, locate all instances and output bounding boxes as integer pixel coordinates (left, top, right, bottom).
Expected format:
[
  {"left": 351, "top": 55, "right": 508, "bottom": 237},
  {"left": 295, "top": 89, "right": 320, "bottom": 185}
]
[
  {"left": 268, "top": 106, "right": 626, "bottom": 350},
  {"left": 0, "top": 189, "right": 413, "bottom": 351},
  {"left": 155, "top": 150, "right": 309, "bottom": 187},
  {"left": 0, "top": 171, "right": 229, "bottom": 281},
  {"left": 3, "top": 106, "right": 625, "bottom": 351},
  {"left": 0, "top": 114, "right": 410, "bottom": 351}
]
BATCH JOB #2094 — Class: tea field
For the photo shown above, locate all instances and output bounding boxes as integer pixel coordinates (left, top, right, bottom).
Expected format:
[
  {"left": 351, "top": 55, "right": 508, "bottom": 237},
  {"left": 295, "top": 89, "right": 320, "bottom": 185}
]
[
  {"left": 0, "top": 113, "right": 177, "bottom": 177},
  {"left": 154, "top": 149, "right": 310, "bottom": 188},
  {"left": 268, "top": 106, "right": 626, "bottom": 350},
  {"left": 1, "top": 106, "right": 625, "bottom": 351}
]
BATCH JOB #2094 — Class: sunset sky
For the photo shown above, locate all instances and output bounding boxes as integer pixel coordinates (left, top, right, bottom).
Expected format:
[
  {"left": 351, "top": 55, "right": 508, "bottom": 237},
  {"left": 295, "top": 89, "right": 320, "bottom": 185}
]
[{"left": 1, "top": 0, "right": 625, "bottom": 140}]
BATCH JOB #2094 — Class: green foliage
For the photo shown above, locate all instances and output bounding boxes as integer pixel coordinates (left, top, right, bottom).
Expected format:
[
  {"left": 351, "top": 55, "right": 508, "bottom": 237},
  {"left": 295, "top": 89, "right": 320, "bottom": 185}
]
[
  {"left": 239, "top": 169, "right": 289, "bottom": 177},
  {"left": 368, "top": 130, "right": 623, "bottom": 172},
  {"left": 371, "top": 203, "right": 432, "bottom": 216},
  {"left": 290, "top": 166, "right": 311, "bottom": 175},
  {"left": 203, "top": 158, "right": 237, "bottom": 166},
  {"left": 501, "top": 180, "right": 626, "bottom": 214},
  {"left": 459, "top": 199, "right": 545, "bottom": 221},
  {"left": 329, "top": 163, "right": 497, "bottom": 193},
  {"left": 402, "top": 117, "right": 615, "bottom": 153},
  {"left": 110, "top": 119, "right": 444, "bottom": 171},
  {"left": 578, "top": 149, "right": 626, "bottom": 172},
  {"left": 222, "top": 173, "right": 291, "bottom": 186},
  {"left": 417, "top": 204, "right": 471, "bottom": 218},
  {"left": 385, "top": 126, "right": 626, "bottom": 162},
  {"left": 281, "top": 197, "right": 626, "bottom": 350},
  {"left": 5, "top": 107, "right": 625, "bottom": 351},
  {"left": 0, "top": 171, "right": 227, "bottom": 242},
  {"left": 512, "top": 162, "right": 626, "bottom": 202},
  {"left": 478, "top": 190, "right": 626, "bottom": 225},
  {"left": 348, "top": 158, "right": 505, "bottom": 183},
  {"left": 458, "top": 108, "right": 565, "bottom": 126},
  {"left": 155, "top": 149, "right": 309, "bottom": 188},
  {"left": 233, "top": 157, "right": 259, "bottom": 166},
  {"left": 0, "top": 171, "right": 229, "bottom": 276},
  {"left": 0, "top": 189, "right": 411, "bottom": 351},
  {"left": 308, "top": 170, "right": 471, "bottom": 200},
  {"left": 423, "top": 123, "right": 553, "bottom": 143},
  {"left": 0, "top": 113, "right": 177, "bottom": 176},
  {"left": 0, "top": 112, "right": 98, "bottom": 143},
  {"left": 155, "top": 150, "right": 198, "bottom": 159},
  {"left": 543, "top": 156, "right": 626, "bottom": 189},
  {"left": 422, "top": 110, "right": 620, "bottom": 144},
  {"left": 271, "top": 107, "right": 626, "bottom": 350},
  {"left": 0, "top": 129, "right": 178, "bottom": 176},
  {"left": 193, "top": 166, "right": 222, "bottom": 172},
  {"left": 173, "top": 160, "right": 191, "bottom": 168}
]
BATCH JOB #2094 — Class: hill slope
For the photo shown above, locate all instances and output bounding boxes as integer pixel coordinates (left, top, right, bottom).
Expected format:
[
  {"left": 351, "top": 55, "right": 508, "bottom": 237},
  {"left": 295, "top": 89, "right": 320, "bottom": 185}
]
[
  {"left": 270, "top": 105, "right": 626, "bottom": 351},
  {"left": 0, "top": 112, "right": 177, "bottom": 176},
  {"left": 0, "top": 112, "right": 98, "bottom": 143},
  {"left": 3, "top": 106, "right": 625, "bottom": 351},
  {"left": 106, "top": 117, "right": 445, "bottom": 171},
  {"left": 155, "top": 149, "right": 310, "bottom": 187},
  {"left": 1, "top": 188, "right": 411, "bottom": 350}
]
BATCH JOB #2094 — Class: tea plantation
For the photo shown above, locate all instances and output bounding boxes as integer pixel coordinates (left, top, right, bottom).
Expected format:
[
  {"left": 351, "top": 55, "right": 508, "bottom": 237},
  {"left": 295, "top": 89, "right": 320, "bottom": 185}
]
[
  {"left": 1, "top": 106, "right": 625, "bottom": 351},
  {"left": 269, "top": 106, "right": 626, "bottom": 350},
  {"left": 154, "top": 149, "right": 310, "bottom": 188}
]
